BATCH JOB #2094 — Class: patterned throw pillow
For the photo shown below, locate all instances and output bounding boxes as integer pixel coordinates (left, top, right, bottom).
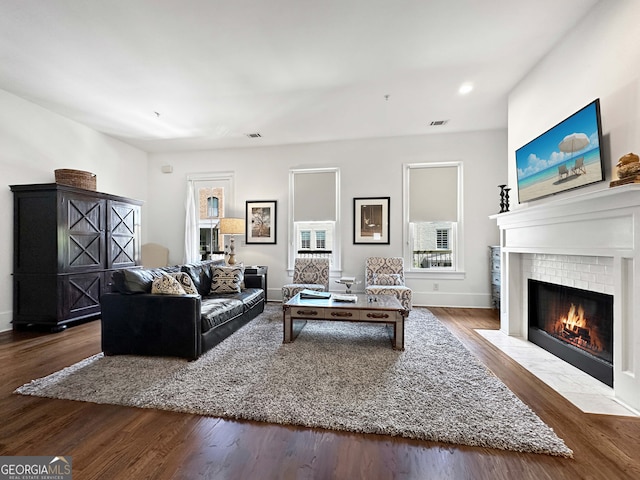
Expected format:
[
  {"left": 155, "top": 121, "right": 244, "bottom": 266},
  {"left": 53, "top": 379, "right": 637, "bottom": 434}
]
[
  {"left": 372, "top": 273, "right": 403, "bottom": 286},
  {"left": 151, "top": 273, "right": 187, "bottom": 295},
  {"left": 169, "top": 272, "right": 198, "bottom": 295},
  {"left": 210, "top": 265, "right": 244, "bottom": 294}
]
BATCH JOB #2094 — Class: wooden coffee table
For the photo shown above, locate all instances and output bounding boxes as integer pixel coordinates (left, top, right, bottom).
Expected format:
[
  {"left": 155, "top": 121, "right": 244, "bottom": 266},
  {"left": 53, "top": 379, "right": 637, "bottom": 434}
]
[{"left": 282, "top": 293, "right": 409, "bottom": 350}]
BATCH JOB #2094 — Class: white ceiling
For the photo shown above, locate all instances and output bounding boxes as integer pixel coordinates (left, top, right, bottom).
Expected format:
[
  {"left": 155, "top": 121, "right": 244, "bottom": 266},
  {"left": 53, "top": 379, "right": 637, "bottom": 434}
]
[{"left": 0, "top": 0, "right": 599, "bottom": 153}]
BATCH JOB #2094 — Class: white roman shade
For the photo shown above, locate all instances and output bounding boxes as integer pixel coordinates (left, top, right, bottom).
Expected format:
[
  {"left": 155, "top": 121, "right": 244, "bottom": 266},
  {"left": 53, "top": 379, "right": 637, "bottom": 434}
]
[
  {"left": 293, "top": 171, "right": 337, "bottom": 221},
  {"left": 409, "top": 165, "right": 458, "bottom": 222}
]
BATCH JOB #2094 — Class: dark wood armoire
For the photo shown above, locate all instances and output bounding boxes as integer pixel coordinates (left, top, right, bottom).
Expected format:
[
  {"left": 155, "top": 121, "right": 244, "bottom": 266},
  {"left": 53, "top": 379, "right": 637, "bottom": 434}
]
[{"left": 10, "top": 183, "right": 143, "bottom": 331}]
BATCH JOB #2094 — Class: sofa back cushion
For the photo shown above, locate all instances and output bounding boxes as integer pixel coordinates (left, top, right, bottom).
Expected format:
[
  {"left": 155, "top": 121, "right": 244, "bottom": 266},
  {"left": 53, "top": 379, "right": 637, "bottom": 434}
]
[
  {"left": 181, "top": 260, "right": 225, "bottom": 296},
  {"left": 111, "top": 268, "right": 165, "bottom": 294}
]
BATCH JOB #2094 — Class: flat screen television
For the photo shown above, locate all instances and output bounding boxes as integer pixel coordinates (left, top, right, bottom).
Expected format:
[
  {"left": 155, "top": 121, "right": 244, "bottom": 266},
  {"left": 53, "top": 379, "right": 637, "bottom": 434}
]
[{"left": 515, "top": 99, "right": 605, "bottom": 203}]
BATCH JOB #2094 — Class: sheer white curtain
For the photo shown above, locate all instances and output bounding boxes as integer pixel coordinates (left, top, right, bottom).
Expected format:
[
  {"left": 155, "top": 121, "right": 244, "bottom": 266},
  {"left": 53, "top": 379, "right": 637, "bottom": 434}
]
[{"left": 183, "top": 180, "right": 199, "bottom": 264}]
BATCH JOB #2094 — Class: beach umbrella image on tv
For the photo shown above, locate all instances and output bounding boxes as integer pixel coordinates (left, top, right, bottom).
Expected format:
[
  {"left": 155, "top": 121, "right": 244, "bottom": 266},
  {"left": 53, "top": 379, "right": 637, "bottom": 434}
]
[{"left": 559, "top": 132, "right": 589, "bottom": 157}]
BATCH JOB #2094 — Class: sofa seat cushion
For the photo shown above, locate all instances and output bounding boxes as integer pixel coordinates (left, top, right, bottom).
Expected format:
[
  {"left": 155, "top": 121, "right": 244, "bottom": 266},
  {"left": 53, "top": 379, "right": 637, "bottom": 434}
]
[
  {"left": 200, "top": 297, "right": 244, "bottom": 332},
  {"left": 233, "top": 288, "right": 265, "bottom": 310}
]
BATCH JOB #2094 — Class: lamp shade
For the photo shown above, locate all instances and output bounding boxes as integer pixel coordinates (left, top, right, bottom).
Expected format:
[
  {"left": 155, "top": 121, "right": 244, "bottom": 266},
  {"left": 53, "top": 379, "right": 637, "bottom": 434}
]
[{"left": 219, "top": 217, "right": 245, "bottom": 235}]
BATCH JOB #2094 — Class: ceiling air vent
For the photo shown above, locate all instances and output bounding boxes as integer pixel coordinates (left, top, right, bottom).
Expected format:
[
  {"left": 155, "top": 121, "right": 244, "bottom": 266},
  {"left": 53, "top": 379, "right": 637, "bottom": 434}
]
[
  {"left": 246, "top": 132, "right": 262, "bottom": 138},
  {"left": 429, "top": 120, "right": 448, "bottom": 126}
]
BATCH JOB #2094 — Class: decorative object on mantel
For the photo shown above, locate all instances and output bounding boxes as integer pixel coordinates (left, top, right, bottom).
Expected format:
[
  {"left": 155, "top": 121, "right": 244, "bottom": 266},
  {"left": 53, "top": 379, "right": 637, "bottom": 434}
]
[
  {"left": 610, "top": 152, "right": 640, "bottom": 187},
  {"left": 498, "top": 184, "right": 511, "bottom": 212},
  {"left": 54, "top": 169, "right": 97, "bottom": 191}
]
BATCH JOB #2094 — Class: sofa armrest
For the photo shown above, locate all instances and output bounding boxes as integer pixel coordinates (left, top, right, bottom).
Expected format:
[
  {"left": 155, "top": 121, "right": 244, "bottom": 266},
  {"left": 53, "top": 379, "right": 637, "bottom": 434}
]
[{"left": 101, "top": 292, "right": 202, "bottom": 360}]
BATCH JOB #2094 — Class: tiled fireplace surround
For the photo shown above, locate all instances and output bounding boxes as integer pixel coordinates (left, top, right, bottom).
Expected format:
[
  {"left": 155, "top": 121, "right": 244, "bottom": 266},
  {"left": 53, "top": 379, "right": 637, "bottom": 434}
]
[{"left": 492, "top": 185, "right": 640, "bottom": 413}]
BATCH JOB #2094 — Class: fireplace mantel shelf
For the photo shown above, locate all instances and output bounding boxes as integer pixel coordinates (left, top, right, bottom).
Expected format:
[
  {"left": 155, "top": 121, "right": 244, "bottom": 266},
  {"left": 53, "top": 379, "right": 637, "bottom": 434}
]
[
  {"left": 491, "top": 184, "right": 640, "bottom": 226},
  {"left": 491, "top": 183, "right": 640, "bottom": 216}
]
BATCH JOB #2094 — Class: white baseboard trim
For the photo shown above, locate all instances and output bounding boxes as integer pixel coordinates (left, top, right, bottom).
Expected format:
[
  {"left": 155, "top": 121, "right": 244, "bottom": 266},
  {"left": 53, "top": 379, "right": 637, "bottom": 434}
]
[{"left": 0, "top": 310, "right": 13, "bottom": 333}]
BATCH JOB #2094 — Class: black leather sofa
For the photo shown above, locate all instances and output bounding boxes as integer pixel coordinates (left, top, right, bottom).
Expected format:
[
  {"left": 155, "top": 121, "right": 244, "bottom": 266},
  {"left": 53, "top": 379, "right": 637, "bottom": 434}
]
[{"left": 100, "top": 260, "right": 266, "bottom": 360}]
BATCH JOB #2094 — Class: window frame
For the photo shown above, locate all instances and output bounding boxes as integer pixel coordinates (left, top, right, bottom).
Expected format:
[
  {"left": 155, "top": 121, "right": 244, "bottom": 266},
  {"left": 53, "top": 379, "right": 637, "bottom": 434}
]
[
  {"left": 186, "top": 171, "right": 236, "bottom": 263},
  {"left": 403, "top": 162, "right": 465, "bottom": 279},
  {"left": 288, "top": 167, "right": 341, "bottom": 273}
]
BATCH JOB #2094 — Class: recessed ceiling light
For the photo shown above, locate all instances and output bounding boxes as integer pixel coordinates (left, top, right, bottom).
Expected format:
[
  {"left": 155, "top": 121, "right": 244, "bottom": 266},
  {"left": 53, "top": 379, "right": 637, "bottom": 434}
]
[{"left": 458, "top": 83, "right": 474, "bottom": 95}]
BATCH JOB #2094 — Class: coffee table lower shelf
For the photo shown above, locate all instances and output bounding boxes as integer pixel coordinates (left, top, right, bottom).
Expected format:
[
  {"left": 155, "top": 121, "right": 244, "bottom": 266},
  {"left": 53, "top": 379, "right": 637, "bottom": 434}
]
[{"left": 282, "top": 293, "right": 408, "bottom": 350}]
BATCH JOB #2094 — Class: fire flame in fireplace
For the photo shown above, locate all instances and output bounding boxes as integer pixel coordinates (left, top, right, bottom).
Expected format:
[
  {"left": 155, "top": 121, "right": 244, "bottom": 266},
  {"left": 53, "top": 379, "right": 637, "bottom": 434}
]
[{"left": 553, "top": 303, "right": 605, "bottom": 353}]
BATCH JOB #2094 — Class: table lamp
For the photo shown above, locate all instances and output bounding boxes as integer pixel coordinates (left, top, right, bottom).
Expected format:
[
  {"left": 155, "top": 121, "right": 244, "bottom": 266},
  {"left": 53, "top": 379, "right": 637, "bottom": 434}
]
[{"left": 219, "top": 217, "right": 245, "bottom": 265}]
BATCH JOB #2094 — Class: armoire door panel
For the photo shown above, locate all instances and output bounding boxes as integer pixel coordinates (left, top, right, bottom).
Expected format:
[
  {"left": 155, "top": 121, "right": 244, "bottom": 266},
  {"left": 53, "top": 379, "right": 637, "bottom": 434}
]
[
  {"left": 68, "top": 233, "right": 103, "bottom": 268},
  {"left": 61, "top": 193, "right": 106, "bottom": 271},
  {"left": 107, "top": 200, "right": 140, "bottom": 268},
  {"left": 61, "top": 272, "right": 103, "bottom": 319},
  {"left": 67, "top": 198, "right": 102, "bottom": 234}
]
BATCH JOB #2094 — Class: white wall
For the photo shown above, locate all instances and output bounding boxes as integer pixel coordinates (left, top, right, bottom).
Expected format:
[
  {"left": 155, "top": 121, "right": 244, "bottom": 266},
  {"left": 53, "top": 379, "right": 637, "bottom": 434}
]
[
  {"left": 508, "top": 0, "right": 640, "bottom": 201},
  {"left": 0, "top": 88, "right": 148, "bottom": 332},
  {"left": 148, "top": 130, "right": 506, "bottom": 306}
]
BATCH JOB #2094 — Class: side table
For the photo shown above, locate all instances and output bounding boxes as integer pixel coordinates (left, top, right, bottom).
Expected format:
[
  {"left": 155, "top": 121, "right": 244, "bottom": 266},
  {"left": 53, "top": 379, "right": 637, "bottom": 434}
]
[
  {"left": 335, "top": 276, "right": 361, "bottom": 293},
  {"left": 245, "top": 265, "right": 268, "bottom": 300}
]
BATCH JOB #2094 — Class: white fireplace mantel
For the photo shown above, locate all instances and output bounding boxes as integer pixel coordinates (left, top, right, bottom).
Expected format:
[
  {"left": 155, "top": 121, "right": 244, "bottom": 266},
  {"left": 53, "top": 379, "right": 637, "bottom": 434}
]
[{"left": 491, "top": 184, "right": 640, "bottom": 412}]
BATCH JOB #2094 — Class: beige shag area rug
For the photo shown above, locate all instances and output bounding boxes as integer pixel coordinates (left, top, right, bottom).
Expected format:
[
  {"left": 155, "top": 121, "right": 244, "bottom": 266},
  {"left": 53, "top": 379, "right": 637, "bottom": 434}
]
[{"left": 16, "top": 305, "right": 572, "bottom": 457}]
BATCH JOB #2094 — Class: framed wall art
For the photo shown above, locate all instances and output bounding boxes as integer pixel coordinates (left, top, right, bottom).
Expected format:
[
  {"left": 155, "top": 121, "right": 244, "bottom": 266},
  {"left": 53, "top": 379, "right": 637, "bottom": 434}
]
[
  {"left": 246, "top": 200, "right": 277, "bottom": 244},
  {"left": 353, "top": 197, "right": 390, "bottom": 244}
]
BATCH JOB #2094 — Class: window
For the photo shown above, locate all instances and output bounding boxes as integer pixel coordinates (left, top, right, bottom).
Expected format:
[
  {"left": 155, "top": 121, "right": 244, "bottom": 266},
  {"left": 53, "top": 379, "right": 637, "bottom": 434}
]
[
  {"left": 295, "top": 224, "right": 331, "bottom": 253},
  {"left": 301, "top": 230, "right": 311, "bottom": 249},
  {"left": 185, "top": 172, "right": 234, "bottom": 263},
  {"left": 404, "top": 163, "right": 463, "bottom": 273},
  {"left": 289, "top": 168, "right": 340, "bottom": 270},
  {"left": 207, "top": 197, "right": 219, "bottom": 218},
  {"left": 436, "top": 229, "right": 449, "bottom": 249}
]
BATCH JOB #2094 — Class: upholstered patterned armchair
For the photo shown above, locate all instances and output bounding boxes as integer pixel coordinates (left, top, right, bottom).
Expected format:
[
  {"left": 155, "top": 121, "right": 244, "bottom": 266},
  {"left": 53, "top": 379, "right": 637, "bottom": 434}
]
[
  {"left": 364, "top": 257, "right": 412, "bottom": 310},
  {"left": 282, "top": 258, "right": 330, "bottom": 303}
]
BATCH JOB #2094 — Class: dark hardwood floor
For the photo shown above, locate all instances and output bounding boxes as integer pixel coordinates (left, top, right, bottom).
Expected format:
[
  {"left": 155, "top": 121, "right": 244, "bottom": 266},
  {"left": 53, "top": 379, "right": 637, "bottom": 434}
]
[{"left": 1, "top": 306, "right": 639, "bottom": 480}]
